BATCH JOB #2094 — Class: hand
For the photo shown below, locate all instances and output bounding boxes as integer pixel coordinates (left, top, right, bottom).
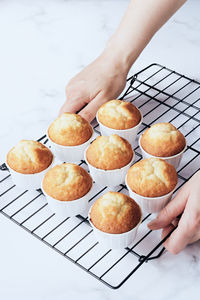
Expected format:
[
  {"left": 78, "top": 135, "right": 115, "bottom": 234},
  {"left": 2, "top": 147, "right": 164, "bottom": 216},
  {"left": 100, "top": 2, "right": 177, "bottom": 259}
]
[
  {"left": 59, "top": 51, "right": 128, "bottom": 122},
  {"left": 59, "top": 0, "right": 187, "bottom": 123},
  {"left": 148, "top": 171, "right": 200, "bottom": 254}
]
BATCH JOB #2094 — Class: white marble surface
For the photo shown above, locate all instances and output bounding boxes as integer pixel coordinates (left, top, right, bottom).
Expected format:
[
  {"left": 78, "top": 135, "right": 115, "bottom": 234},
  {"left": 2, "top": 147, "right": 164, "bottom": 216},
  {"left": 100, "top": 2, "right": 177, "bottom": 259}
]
[{"left": 0, "top": 0, "right": 200, "bottom": 299}]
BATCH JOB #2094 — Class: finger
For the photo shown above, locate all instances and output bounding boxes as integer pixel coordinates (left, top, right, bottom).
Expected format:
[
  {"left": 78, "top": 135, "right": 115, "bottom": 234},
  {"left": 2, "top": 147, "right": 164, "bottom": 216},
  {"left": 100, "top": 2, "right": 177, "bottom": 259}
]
[
  {"left": 163, "top": 201, "right": 198, "bottom": 254},
  {"left": 159, "top": 172, "right": 200, "bottom": 254},
  {"left": 163, "top": 220, "right": 190, "bottom": 254},
  {"left": 161, "top": 224, "right": 175, "bottom": 240},
  {"left": 181, "top": 190, "right": 200, "bottom": 245},
  {"left": 171, "top": 217, "right": 180, "bottom": 228},
  {"left": 78, "top": 92, "right": 107, "bottom": 122},
  {"left": 59, "top": 80, "right": 92, "bottom": 116},
  {"left": 148, "top": 186, "right": 189, "bottom": 230},
  {"left": 165, "top": 186, "right": 200, "bottom": 254},
  {"left": 59, "top": 98, "right": 86, "bottom": 116}
]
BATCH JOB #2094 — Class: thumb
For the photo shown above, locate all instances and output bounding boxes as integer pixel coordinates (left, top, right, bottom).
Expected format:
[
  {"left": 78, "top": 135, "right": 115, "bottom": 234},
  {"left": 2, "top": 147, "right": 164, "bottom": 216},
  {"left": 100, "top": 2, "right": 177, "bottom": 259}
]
[
  {"left": 148, "top": 186, "right": 189, "bottom": 230},
  {"left": 59, "top": 82, "right": 91, "bottom": 116},
  {"left": 59, "top": 98, "right": 86, "bottom": 116},
  {"left": 78, "top": 92, "right": 107, "bottom": 123}
]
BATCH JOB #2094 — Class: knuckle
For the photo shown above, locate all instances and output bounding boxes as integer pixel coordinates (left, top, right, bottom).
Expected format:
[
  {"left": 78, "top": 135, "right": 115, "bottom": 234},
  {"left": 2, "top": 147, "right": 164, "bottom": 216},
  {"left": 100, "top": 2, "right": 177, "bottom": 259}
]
[
  {"left": 65, "top": 85, "right": 74, "bottom": 98},
  {"left": 66, "top": 83, "right": 85, "bottom": 102}
]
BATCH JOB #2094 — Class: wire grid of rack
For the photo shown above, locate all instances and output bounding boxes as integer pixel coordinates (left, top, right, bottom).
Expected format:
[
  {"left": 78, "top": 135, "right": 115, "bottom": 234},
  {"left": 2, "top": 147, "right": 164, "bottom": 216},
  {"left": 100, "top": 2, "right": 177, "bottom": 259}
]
[{"left": 0, "top": 63, "right": 200, "bottom": 289}]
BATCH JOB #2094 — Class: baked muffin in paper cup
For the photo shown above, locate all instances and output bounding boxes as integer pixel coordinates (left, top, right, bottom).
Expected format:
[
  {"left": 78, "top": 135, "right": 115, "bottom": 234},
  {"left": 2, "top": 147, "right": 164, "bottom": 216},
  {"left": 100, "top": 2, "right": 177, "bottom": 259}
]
[
  {"left": 88, "top": 192, "right": 142, "bottom": 249},
  {"left": 6, "top": 140, "right": 54, "bottom": 190},
  {"left": 42, "top": 163, "right": 93, "bottom": 217},
  {"left": 84, "top": 134, "right": 134, "bottom": 187},
  {"left": 96, "top": 100, "right": 143, "bottom": 146}
]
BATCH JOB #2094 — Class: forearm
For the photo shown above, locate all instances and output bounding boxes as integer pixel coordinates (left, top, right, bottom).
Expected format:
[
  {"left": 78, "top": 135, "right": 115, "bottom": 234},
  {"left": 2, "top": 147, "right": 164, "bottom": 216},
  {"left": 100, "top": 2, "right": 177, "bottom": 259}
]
[{"left": 104, "top": 0, "right": 187, "bottom": 73}]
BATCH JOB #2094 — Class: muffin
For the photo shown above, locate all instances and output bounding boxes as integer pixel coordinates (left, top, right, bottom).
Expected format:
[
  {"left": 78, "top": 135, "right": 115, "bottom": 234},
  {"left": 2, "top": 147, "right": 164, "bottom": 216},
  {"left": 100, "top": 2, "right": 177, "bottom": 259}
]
[
  {"left": 42, "top": 163, "right": 92, "bottom": 201},
  {"left": 90, "top": 192, "right": 142, "bottom": 234},
  {"left": 126, "top": 158, "right": 178, "bottom": 213},
  {"left": 89, "top": 192, "right": 142, "bottom": 249},
  {"left": 85, "top": 134, "right": 134, "bottom": 187},
  {"left": 140, "top": 123, "right": 186, "bottom": 157},
  {"left": 47, "top": 113, "right": 94, "bottom": 163},
  {"left": 97, "top": 100, "right": 141, "bottom": 130},
  {"left": 97, "top": 100, "right": 142, "bottom": 146},
  {"left": 42, "top": 163, "right": 93, "bottom": 217},
  {"left": 127, "top": 158, "right": 177, "bottom": 197},
  {"left": 6, "top": 140, "right": 53, "bottom": 190},
  {"left": 86, "top": 134, "right": 133, "bottom": 170},
  {"left": 48, "top": 113, "right": 93, "bottom": 146},
  {"left": 7, "top": 140, "right": 53, "bottom": 174}
]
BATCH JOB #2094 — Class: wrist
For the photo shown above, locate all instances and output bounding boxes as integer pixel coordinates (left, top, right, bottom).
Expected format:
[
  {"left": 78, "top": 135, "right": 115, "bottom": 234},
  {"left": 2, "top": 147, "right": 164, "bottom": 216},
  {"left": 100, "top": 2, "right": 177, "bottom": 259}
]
[{"left": 102, "top": 39, "right": 134, "bottom": 76}]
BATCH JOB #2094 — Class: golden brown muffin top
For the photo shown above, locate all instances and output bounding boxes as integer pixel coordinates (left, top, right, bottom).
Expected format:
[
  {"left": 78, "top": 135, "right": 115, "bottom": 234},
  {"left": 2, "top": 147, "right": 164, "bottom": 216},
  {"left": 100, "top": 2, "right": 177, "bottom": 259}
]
[
  {"left": 6, "top": 140, "right": 53, "bottom": 174},
  {"left": 48, "top": 113, "right": 93, "bottom": 146},
  {"left": 97, "top": 100, "right": 141, "bottom": 130},
  {"left": 127, "top": 158, "right": 178, "bottom": 197},
  {"left": 42, "top": 163, "right": 92, "bottom": 201},
  {"left": 86, "top": 134, "right": 133, "bottom": 170},
  {"left": 140, "top": 123, "right": 186, "bottom": 157},
  {"left": 90, "top": 192, "right": 142, "bottom": 234}
]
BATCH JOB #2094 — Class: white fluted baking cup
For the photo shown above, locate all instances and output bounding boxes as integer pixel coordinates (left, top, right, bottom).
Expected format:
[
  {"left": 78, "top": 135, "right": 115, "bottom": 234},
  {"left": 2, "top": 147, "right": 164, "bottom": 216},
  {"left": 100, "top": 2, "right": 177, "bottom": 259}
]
[
  {"left": 125, "top": 175, "right": 176, "bottom": 214},
  {"left": 84, "top": 148, "right": 135, "bottom": 187},
  {"left": 7, "top": 155, "right": 55, "bottom": 190},
  {"left": 139, "top": 135, "right": 187, "bottom": 169},
  {"left": 47, "top": 128, "right": 94, "bottom": 163},
  {"left": 41, "top": 181, "right": 93, "bottom": 218},
  {"left": 88, "top": 207, "right": 142, "bottom": 249},
  {"left": 96, "top": 111, "right": 143, "bottom": 146}
]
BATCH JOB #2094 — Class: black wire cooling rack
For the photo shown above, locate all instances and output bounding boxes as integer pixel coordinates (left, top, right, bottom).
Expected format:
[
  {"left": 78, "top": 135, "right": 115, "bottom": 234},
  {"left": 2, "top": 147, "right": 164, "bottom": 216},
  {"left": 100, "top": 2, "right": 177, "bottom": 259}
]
[{"left": 0, "top": 63, "right": 200, "bottom": 289}]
